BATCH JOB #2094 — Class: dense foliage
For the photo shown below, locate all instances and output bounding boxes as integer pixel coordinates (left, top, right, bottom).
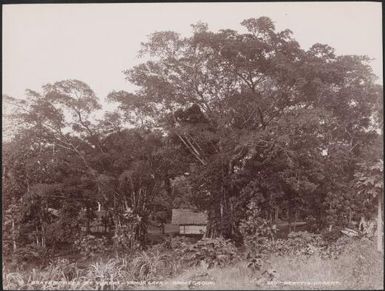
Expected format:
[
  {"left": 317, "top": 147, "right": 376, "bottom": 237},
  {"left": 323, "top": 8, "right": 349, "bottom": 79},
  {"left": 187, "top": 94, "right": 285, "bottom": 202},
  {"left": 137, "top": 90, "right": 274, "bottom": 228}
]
[
  {"left": 2, "top": 17, "right": 383, "bottom": 266},
  {"left": 177, "top": 237, "right": 240, "bottom": 268}
]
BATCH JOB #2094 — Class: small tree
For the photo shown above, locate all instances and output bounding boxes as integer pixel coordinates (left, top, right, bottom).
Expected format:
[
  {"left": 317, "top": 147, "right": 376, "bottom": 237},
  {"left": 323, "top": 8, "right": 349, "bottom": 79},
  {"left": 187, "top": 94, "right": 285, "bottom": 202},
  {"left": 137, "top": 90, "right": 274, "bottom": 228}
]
[
  {"left": 239, "top": 198, "right": 276, "bottom": 254},
  {"left": 355, "top": 159, "right": 383, "bottom": 252}
]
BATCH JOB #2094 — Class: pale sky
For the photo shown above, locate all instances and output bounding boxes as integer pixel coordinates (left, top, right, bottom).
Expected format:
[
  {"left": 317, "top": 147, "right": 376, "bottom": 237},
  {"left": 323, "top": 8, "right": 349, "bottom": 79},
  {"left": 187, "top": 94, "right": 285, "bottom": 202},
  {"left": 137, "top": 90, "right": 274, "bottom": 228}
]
[{"left": 2, "top": 2, "right": 383, "bottom": 107}]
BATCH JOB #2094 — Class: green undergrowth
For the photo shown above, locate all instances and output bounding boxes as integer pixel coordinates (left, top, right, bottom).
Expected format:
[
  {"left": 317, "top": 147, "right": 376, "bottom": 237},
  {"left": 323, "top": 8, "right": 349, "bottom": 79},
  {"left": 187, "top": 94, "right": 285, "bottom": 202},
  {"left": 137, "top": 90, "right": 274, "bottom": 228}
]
[{"left": 3, "top": 234, "right": 383, "bottom": 290}]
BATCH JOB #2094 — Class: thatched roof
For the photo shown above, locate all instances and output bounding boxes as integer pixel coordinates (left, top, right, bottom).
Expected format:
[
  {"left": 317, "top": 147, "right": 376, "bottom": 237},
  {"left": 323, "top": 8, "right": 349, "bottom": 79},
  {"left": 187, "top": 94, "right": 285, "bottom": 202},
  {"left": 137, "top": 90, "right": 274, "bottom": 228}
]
[{"left": 171, "top": 209, "right": 207, "bottom": 225}]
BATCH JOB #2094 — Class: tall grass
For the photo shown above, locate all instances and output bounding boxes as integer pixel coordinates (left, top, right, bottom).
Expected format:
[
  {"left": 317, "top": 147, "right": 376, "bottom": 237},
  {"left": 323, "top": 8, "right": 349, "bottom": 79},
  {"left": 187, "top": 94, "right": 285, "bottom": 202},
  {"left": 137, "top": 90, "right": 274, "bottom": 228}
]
[
  {"left": 266, "top": 238, "right": 383, "bottom": 290},
  {"left": 155, "top": 238, "right": 383, "bottom": 290},
  {"left": 3, "top": 249, "right": 184, "bottom": 290},
  {"left": 3, "top": 237, "right": 383, "bottom": 290}
]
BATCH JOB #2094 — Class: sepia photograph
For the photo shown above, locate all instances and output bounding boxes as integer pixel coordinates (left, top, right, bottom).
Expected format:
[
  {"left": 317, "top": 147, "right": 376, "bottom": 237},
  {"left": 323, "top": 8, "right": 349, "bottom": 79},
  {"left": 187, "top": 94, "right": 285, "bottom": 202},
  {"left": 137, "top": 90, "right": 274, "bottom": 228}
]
[{"left": 2, "top": 2, "right": 384, "bottom": 290}]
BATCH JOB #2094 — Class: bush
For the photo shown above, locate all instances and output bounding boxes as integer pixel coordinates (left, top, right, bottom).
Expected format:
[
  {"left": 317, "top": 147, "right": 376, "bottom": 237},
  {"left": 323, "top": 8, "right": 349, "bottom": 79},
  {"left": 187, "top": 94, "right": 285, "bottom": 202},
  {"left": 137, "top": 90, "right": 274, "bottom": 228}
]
[
  {"left": 246, "top": 252, "right": 264, "bottom": 271},
  {"left": 45, "top": 258, "right": 80, "bottom": 281},
  {"left": 177, "top": 237, "right": 240, "bottom": 269},
  {"left": 169, "top": 236, "right": 196, "bottom": 249},
  {"left": 321, "top": 227, "right": 343, "bottom": 243},
  {"left": 262, "top": 231, "right": 325, "bottom": 257},
  {"left": 11, "top": 244, "right": 50, "bottom": 268},
  {"left": 131, "top": 248, "right": 178, "bottom": 280},
  {"left": 239, "top": 200, "right": 277, "bottom": 256},
  {"left": 320, "top": 235, "right": 354, "bottom": 259},
  {"left": 266, "top": 231, "right": 361, "bottom": 260},
  {"left": 73, "top": 235, "right": 111, "bottom": 257},
  {"left": 304, "top": 215, "right": 321, "bottom": 233}
]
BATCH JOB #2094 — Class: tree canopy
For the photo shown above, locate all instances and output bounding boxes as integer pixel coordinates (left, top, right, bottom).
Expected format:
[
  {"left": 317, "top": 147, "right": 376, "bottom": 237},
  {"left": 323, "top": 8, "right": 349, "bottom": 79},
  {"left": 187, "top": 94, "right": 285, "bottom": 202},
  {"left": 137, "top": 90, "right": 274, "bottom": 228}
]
[{"left": 2, "top": 17, "right": 383, "bottom": 257}]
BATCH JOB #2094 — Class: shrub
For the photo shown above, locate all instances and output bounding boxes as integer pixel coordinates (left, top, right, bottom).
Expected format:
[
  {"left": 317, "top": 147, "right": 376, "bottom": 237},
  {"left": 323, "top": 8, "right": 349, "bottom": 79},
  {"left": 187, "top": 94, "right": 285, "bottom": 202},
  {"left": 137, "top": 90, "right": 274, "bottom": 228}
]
[
  {"left": 131, "top": 250, "right": 173, "bottom": 280},
  {"left": 177, "top": 237, "right": 240, "bottom": 268},
  {"left": 268, "top": 231, "right": 361, "bottom": 260},
  {"left": 304, "top": 215, "right": 321, "bottom": 233},
  {"left": 239, "top": 200, "right": 277, "bottom": 256},
  {"left": 73, "top": 235, "right": 111, "bottom": 257},
  {"left": 11, "top": 244, "right": 50, "bottom": 268},
  {"left": 261, "top": 231, "right": 325, "bottom": 258},
  {"left": 320, "top": 235, "right": 354, "bottom": 259},
  {"left": 86, "top": 259, "right": 119, "bottom": 283},
  {"left": 169, "top": 236, "right": 195, "bottom": 250},
  {"left": 321, "top": 227, "right": 343, "bottom": 243},
  {"left": 246, "top": 252, "right": 264, "bottom": 271},
  {"left": 47, "top": 258, "right": 80, "bottom": 281}
]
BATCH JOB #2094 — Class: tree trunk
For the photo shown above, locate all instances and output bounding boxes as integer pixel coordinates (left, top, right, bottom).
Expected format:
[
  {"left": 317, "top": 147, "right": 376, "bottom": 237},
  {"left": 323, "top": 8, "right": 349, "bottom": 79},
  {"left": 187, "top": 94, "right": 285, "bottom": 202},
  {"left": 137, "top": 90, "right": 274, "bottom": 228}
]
[
  {"left": 220, "top": 185, "right": 233, "bottom": 239},
  {"left": 11, "top": 218, "right": 17, "bottom": 252},
  {"left": 86, "top": 208, "right": 91, "bottom": 233},
  {"left": 377, "top": 194, "right": 383, "bottom": 253},
  {"left": 112, "top": 196, "right": 120, "bottom": 252},
  {"left": 294, "top": 210, "right": 298, "bottom": 232},
  {"left": 35, "top": 227, "right": 40, "bottom": 246},
  {"left": 348, "top": 209, "right": 352, "bottom": 225},
  {"left": 275, "top": 206, "right": 279, "bottom": 223},
  {"left": 39, "top": 209, "right": 46, "bottom": 248},
  {"left": 205, "top": 204, "right": 221, "bottom": 238},
  {"left": 288, "top": 207, "right": 292, "bottom": 233},
  {"left": 41, "top": 224, "right": 46, "bottom": 248}
]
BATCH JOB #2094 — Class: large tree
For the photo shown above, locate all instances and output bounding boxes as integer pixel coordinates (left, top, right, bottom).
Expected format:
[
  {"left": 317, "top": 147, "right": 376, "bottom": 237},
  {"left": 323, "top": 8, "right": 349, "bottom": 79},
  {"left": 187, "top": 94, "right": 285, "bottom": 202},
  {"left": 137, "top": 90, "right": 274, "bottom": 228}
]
[
  {"left": 3, "top": 80, "right": 180, "bottom": 254},
  {"left": 111, "top": 17, "right": 382, "bottom": 239}
]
